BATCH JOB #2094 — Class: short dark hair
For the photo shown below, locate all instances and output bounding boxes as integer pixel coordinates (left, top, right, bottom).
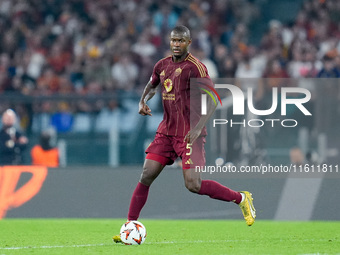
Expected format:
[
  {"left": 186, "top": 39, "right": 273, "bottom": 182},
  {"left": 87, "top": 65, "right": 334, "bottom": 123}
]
[{"left": 172, "top": 25, "right": 191, "bottom": 39}]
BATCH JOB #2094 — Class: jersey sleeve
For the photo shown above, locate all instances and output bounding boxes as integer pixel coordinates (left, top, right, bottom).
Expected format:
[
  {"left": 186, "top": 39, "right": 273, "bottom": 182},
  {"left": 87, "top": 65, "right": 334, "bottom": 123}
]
[
  {"left": 149, "top": 60, "right": 161, "bottom": 88},
  {"left": 190, "top": 59, "right": 209, "bottom": 79},
  {"left": 191, "top": 60, "right": 215, "bottom": 89}
]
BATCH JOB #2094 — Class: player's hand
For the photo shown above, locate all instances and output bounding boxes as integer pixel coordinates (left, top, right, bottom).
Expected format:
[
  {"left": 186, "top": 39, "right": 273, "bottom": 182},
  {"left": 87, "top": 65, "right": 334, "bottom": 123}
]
[
  {"left": 139, "top": 102, "right": 152, "bottom": 116},
  {"left": 184, "top": 128, "right": 201, "bottom": 144}
]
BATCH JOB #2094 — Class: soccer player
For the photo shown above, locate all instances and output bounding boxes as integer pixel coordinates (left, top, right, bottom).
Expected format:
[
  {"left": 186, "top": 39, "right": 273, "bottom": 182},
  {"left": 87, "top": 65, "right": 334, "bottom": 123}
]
[{"left": 113, "top": 25, "right": 255, "bottom": 242}]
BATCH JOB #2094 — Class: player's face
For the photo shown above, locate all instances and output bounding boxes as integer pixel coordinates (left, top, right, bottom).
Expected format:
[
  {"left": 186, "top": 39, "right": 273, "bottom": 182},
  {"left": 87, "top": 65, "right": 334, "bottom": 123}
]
[{"left": 170, "top": 31, "right": 191, "bottom": 59}]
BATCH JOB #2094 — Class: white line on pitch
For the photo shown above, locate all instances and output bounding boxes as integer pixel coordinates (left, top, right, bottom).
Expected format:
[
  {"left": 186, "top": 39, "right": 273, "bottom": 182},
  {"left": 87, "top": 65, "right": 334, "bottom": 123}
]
[
  {"left": 0, "top": 244, "right": 107, "bottom": 250},
  {"left": 0, "top": 240, "right": 243, "bottom": 250}
]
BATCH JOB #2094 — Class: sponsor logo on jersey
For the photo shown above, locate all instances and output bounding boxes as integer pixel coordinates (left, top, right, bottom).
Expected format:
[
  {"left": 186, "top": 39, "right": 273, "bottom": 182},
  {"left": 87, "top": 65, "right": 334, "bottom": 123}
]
[{"left": 164, "top": 78, "right": 173, "bottom": 93}]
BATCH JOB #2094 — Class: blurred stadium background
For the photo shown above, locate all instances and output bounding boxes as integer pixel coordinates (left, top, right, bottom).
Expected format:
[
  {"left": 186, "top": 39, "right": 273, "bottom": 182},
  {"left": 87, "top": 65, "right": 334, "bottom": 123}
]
[{"left": 0, "top": 0, "right": 339, "bottom": 220}]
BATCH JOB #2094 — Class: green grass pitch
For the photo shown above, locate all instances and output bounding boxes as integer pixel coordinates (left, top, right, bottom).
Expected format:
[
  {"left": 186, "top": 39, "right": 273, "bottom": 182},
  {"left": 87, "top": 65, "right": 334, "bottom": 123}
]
[{"left": 0, "top": 219, "right": 339, "bottom": 255}]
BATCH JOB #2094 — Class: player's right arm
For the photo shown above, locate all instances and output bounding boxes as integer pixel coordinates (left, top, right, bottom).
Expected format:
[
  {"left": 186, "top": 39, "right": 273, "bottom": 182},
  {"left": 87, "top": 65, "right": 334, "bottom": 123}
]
[
  {"left": 139, "top": 81, "right": 158, "bottom": 116},
  {"left": 139, "top": 61, "right": 161, "bottom": 116}
]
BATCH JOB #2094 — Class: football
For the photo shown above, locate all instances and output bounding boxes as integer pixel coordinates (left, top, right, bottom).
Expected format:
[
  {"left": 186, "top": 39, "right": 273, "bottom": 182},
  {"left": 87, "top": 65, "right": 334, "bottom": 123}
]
[{"left": 119, "top": 220, "right": 147, "bottom": 245}]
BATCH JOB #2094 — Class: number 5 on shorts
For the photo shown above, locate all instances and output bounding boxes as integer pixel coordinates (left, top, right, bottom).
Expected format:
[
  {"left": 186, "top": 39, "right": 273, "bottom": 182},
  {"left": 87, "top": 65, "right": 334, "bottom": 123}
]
[{"left": 186, "top": 143, "right": 192, "bottom": 156}]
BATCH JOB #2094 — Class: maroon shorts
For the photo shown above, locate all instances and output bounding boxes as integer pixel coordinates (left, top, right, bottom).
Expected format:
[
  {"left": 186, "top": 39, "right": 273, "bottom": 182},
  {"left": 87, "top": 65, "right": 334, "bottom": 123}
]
[{"left": 145, "top": 133, "right": 206, "bottom": 169}]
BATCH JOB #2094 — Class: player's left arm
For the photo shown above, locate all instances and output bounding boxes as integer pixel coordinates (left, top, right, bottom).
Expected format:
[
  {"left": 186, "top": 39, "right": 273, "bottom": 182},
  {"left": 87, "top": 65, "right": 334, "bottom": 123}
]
[{"left": 184, "top": 87, "right": 217, "bottom": 144}]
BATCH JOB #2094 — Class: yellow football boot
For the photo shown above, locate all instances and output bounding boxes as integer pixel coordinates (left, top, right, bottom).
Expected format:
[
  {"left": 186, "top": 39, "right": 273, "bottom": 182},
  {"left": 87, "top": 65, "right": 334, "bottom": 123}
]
[{"left": 239, "top": 191, "right": 256, "bottom": 226}]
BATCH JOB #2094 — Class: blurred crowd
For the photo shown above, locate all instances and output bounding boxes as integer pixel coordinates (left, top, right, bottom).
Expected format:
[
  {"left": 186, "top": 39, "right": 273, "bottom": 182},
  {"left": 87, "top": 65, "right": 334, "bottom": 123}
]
[{"left": 0, "top": 0, "right": 340, "bottom": 133}]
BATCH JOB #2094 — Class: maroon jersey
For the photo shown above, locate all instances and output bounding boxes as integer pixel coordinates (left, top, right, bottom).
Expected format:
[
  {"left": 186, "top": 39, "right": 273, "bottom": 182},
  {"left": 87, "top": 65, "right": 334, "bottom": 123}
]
[{"left": 150, "top": 53, "right": 211, "bottom": 137}]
